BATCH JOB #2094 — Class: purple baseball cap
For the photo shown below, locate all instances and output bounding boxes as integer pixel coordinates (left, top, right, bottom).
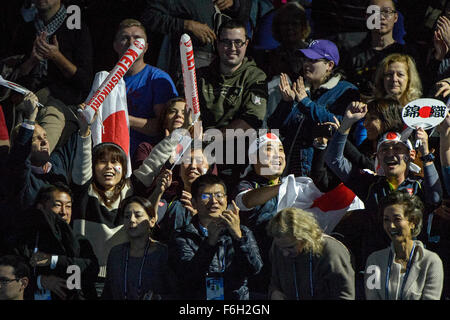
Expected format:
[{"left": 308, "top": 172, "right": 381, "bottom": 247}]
[{"left": 300, "top": 40, "right": 340, "bottom": 66}]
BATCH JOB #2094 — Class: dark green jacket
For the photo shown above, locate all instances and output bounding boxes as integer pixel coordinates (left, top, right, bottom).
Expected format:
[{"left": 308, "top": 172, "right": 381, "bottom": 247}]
[{"left": 198, "top": 57, "right": 268, "bottom": 130}]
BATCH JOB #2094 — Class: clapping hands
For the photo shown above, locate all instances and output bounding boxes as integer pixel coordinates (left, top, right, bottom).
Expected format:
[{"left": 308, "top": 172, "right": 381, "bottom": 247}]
[{"left": 279, "top": 74, "right": 308, "bottom": 102}]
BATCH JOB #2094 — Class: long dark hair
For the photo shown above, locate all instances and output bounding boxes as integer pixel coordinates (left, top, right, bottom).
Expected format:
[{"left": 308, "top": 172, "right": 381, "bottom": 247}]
[{"left": 367, "top": 98, "right": 404, "bottom": 138}]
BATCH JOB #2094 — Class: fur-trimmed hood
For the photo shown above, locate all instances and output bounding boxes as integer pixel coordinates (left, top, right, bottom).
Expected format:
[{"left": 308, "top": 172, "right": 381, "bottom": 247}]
[{"left": 305, "top": 73, "right": 342, "bottom": 91}]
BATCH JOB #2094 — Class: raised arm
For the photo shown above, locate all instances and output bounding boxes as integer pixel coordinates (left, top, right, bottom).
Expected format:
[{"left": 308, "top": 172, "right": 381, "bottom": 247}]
[
  {"left": 325, "top": 102, "right": 368, "bottom": 184},
  {"left": 236, "top": 184, "right": 281, "bottom": 211},
  {"left": 149, "top": 169, "right": 172, "bottom": 219},
  {"left": 132, "top": 132, "right": 179, "bottom": 187},
  {"left": 415, "top": 127, "right": 443, "bottom": 206},
  {"left": 436, "top": 113, "right": 450, "bottom": 194},
  {"left": 7, "top": 93, "right": 39, "bottom": 204},
  {"left": 71, "top": 104, "right": 95, "bottom": 186}
]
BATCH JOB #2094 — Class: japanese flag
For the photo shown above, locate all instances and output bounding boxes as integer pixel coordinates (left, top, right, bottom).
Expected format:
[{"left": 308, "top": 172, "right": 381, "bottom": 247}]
[
  {"left": 86, "top": 71, "right": 131, "bottom": 177},
  {"left": 277, "top": 175, "right": 365, "bottom": 233},
  {"left": 170, "top": 130, "right": 193, "bottom": 170}
]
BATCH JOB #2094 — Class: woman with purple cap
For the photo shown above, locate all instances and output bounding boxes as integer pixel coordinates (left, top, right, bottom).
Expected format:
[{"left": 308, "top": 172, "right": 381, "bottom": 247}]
[{"left": 268, "top": 39, "right": 361, "bottom": 177}]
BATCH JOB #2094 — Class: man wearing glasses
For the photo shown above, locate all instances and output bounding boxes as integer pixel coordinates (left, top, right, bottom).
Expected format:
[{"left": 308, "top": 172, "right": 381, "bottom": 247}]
[
  {"left": 197, "top": 19, "right": 268, "bottom": 190},
  {"left": 168, "top": 174, "right": 262, "bottom": 300},
  {"left": 197, "top": 19, "right": 267, "bottom": 131},
  {"left": 342, "top": 0, "right": 420, "bottom": 97},
  {"left": 0, "top": 255, "right": 30, "bottom": 300}
]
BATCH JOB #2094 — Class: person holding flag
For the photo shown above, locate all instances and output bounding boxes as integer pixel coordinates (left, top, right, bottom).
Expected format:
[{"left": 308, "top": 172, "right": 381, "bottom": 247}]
[
  {"left": 112, "top": 19, "right": 178, "bottom": 158},
  {"left": 324, "top": 101, "right": 443, "bottom": 280},
  {"left": 232, "top": 132, "right": 286, "bottom": 299},
  {"left": 147, "top": 144, "right": 215, "bottom": 244},
  {"left": 71, "top": 101, "right": 196, "bottom": 297},
  {"left": 71, "top": 128, "right": 189, "bottom": 297}
]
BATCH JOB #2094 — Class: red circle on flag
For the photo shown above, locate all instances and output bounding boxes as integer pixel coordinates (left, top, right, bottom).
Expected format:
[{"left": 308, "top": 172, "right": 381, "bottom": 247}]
[
  {"left": 386, "top": 132, "right": 398, "bottom": 140},
  {"left": 419, "top": 106, "right": 432, "bottom": 118},
  {"left": 266, "top": 133, "right": 277, "bottom": 140}
]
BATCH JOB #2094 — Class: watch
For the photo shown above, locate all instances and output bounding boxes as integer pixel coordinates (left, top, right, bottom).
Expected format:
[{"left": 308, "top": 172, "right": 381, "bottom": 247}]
[
  {"left": 420, "top": 153, "right": 435, "bottom": 163},
  {"left": 23, "top": 119, "right": 36, "bottom": 126}
]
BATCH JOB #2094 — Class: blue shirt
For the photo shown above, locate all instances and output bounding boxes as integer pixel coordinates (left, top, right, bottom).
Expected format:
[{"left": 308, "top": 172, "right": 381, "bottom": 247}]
[{"left": 124, "top": 64, "right": 178, "bottom": 156}]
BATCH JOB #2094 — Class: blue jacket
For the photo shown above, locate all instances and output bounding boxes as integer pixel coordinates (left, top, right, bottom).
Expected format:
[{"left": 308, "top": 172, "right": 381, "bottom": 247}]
[
  {"left": 5, "top": 125, "right": 78, "bottom": 212},
  {"left": 268, "top": 75, "right": 360, "bottom": 176}
]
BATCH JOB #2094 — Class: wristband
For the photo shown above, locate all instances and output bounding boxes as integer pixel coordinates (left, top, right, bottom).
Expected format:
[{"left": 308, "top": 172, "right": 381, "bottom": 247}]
[{"left": 420, "top": 153, "right": 435, "bottom": 163}]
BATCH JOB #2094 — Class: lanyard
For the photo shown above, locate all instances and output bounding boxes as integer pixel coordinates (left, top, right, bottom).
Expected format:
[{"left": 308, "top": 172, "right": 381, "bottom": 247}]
[
  {"left": 124, "top": 240, "right": 150, "bottom": 300},
  {"left": 218, "top": 244, "right": 226, "bottom": 273},
  {"left": 385, "top": 242, "right": 416, "bottom": 300},
  {"left": 199, "top": 224, "right": 226, "bottom": 273},
  {"left": 293, "top": 252, "right": 314, "bottom": 300},
  {"left": 33, "top": 232, "right": 40, "bottom": 277}
]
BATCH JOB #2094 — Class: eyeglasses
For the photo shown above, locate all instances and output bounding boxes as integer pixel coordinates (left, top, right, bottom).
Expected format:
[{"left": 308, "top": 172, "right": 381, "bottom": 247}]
[
  {"left": 380, "top": 9, "right": 396, "bottom": 18},
  {"left": 218, "top": 39, "right": 246, "bottom": 48},
  {"left": 200, "top": 192, "right": 226, "bottom": 202},
  {"left": 0, "top": 278, "right": 19, "bottom": 286}
]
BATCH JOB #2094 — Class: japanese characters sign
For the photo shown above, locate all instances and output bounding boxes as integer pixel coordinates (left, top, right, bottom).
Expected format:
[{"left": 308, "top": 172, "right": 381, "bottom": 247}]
[{"left": 402, "top": 98, "right": 448, "bottom": 129}]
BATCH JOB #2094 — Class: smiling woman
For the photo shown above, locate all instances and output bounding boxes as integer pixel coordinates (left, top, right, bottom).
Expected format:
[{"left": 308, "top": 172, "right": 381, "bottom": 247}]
[
  {"left": 92, "top": 143, "right": 128, "bottom": 206},
  {"left": 365, "top": 191, "right": 444, "bottom": 300},
  {"left": 268, "top": 39, "right": 361, "bottom": 176},
  {"left": 71, "top": 141, "right": 133, "bottom": 297}
]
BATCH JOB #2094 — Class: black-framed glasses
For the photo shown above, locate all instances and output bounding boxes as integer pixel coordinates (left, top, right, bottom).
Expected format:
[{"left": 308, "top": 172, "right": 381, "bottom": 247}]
[
  {"left": 380, "top": 8, "right": 396, "bottom": 17},
  {"left": 0, "top": 278, "right": 20, "bottom": 285},
  {"left": 200, "top": 192, "right": 226, "bottom": 202},
  {"left": 218, "top": 39, "right": 247, "bottom": 48}
]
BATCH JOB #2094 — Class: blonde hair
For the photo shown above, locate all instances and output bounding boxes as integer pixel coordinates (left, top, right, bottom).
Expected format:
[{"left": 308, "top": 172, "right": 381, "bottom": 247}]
[
  {"left": 267, "top": 207, "right": 324, "bottom": 255},
  {"left": 115, "top": 18, "right": 147, "bottom": 41},
  {"left": 373, "top": 53, "right": 422, "bottom": 106}
]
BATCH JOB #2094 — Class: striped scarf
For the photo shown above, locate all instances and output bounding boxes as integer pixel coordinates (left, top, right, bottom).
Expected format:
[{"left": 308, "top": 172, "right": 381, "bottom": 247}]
[{"left": 34, "top": 5, "right": 67, "bottom": 77}]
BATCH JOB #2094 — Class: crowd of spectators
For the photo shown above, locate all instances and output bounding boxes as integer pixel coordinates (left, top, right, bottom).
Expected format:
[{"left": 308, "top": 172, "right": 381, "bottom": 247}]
[{"left": 0, "top": 0, "right": 449, "bottom": 301}]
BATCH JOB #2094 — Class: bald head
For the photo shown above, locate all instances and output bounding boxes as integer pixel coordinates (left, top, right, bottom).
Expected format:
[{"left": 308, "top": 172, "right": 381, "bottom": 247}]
[{"left": 30, "top": 124, "right": 51, "bottom": 166}]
